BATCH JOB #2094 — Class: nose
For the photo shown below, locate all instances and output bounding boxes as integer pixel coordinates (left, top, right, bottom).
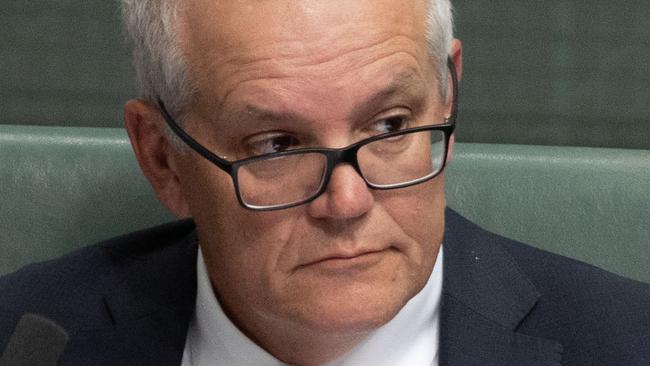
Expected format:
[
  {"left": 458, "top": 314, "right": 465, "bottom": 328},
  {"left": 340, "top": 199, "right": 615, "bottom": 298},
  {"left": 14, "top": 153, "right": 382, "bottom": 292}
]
[{"left": 307, "top": 164, "right": 374, "bottom": 219}]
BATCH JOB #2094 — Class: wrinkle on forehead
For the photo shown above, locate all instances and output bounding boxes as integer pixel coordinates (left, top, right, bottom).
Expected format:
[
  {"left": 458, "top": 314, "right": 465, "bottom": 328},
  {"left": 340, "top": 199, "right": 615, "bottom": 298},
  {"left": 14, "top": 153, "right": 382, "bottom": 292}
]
[
  {"left": 220, "top": 69, "right": 430, "bottom": 132},
  {"left": 210, "top": 56, "right": 430, "bottom": 140},
  {"left": 222, "top": 35, "right": 417, "bottom": 78},
  {"left": 179, "top": 0, "right": 432, "bottom": 120},
  {"left": 213, "top": 44, "right": 425, "bottom": 115}
]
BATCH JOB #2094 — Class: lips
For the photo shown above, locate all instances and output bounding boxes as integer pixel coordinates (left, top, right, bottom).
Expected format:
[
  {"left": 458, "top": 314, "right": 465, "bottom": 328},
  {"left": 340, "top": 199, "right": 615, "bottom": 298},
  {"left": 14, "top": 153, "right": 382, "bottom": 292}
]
[{"left": 298, "top": 248, "right": 395, "bottom": 272}]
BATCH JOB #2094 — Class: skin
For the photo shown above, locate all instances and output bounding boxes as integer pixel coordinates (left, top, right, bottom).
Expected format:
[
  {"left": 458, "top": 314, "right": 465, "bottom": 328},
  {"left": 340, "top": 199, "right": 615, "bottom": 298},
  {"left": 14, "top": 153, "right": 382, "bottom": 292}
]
[{"left": 125, "top": 0, "right": 462, "bottom": 364}]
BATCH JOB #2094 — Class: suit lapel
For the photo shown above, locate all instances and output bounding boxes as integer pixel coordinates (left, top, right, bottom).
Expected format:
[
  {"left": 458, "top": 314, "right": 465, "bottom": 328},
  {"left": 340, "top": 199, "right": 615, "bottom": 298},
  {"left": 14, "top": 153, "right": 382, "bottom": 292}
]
[
  {"left": 70, "top": 225, "right": 199, "bottom": 366},
  {"left": 439, "top": 209, "right": 563, "bottom": 366}
]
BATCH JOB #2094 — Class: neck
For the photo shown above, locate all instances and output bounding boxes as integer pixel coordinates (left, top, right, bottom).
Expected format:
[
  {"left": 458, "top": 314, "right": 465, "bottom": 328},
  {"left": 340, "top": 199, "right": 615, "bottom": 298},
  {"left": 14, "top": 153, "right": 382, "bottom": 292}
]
[
  {"left": 254, "top": 324, "right": 367, "bottom": 366},
  {"left": 219, "top": 300, "right": 372, "bottom": 366}
]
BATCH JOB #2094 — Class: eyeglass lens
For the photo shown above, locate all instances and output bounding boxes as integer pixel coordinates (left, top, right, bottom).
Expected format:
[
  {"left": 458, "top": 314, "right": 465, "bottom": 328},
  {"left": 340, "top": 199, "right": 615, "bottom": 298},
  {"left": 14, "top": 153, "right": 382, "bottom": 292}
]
[{"left": 236, "top": 129, "right": 447, "bottom": 208}]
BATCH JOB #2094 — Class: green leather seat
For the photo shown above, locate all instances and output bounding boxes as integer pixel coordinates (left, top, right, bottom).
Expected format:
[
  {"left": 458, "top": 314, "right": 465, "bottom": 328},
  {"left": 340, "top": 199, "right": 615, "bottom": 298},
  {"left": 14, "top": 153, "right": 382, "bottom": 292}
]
[
  {"left": 0, "top": 125, "right": 174, "bottom": 276},
  {"left": 1, "top": 124, "right": 648, "bottom": 282},
  {"left": 445, "top": 144, "right": 650, "bottom": 284}
]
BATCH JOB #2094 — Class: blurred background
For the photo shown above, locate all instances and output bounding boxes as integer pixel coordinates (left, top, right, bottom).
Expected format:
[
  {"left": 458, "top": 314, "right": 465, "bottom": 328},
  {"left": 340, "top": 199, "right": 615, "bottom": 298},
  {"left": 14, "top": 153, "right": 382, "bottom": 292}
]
[{"left": 1, "top": 0, "right": 648, "bottom": 148}]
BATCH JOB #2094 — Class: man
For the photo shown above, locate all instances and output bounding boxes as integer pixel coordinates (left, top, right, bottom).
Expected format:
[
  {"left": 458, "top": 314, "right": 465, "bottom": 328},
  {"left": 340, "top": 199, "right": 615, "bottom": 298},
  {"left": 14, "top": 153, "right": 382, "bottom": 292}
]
[{"left": 1, "top": 0, "right": 649, "bottom": 365}]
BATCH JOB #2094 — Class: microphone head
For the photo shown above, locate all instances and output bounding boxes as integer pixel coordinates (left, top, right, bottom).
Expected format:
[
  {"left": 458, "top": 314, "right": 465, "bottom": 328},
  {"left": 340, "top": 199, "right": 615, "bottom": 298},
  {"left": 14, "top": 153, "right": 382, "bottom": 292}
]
[{"left": 0, "top": 313, "right": 69, "bottom": 366}]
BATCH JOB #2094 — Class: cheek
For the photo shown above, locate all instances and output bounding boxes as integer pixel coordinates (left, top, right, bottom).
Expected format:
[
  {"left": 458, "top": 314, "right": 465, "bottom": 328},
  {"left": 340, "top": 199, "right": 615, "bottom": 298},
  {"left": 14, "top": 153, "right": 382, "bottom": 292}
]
[
  {"left": 179, "top": 159, "right": 302, "bottom": 304},
  {"left": 176, "top": 159, "right": 253, "bottom": 272},
  {"left": 182, "top": 170, "right": 242, "bottom": 252},
  {"left": 377, "top": 175, "right": 446, "bottom": 265}
]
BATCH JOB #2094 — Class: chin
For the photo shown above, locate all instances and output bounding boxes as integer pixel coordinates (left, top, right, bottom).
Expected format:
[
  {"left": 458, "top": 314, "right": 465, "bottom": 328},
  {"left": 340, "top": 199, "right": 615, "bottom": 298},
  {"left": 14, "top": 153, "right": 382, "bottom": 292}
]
[
  {"left": 268, "top": 251, "right": 432, "bottom": 335},
  {"left": 289, "top": 280, "right": 413, "bottom": 335}
]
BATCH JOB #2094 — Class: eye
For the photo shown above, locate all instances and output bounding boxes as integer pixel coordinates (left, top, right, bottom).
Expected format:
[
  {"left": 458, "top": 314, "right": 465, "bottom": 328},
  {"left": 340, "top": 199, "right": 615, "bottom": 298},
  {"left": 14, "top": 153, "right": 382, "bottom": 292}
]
[
  {"left": 245, "top": 133, "right": 301, "bottom": 156},
  {"left": 370, "top": 115, "right": 410, "bottom": 135}
]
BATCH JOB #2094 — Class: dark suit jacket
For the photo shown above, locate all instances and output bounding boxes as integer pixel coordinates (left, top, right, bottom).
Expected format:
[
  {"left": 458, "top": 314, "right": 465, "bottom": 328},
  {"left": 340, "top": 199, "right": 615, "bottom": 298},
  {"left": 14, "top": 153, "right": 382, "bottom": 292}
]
[{"left": 1, "top": 209, "right": 649, "bottom": 365}]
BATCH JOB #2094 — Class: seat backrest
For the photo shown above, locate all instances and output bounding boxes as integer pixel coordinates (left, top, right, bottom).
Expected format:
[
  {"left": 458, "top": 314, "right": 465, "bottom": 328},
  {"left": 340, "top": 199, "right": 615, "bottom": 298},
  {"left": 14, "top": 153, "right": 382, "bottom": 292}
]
[
  {"left": 445, "top": 144, "right": 650, "bottom": 283},
  {"left": 1, "top": 125, "right": 648, "bottom": 282},
  {"left": 0, "top": 125, "right": 173, "bottom": 276}
]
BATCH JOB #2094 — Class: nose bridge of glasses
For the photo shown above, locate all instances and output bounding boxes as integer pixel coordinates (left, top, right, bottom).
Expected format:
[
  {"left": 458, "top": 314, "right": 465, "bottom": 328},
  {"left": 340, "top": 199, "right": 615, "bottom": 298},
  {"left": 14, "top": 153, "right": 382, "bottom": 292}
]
[
  {"left": 326, "top": 145, "right": 365, "bottom": 180},
  {"left": 320, "top": 147, "right": 373, "bottom": 207}
]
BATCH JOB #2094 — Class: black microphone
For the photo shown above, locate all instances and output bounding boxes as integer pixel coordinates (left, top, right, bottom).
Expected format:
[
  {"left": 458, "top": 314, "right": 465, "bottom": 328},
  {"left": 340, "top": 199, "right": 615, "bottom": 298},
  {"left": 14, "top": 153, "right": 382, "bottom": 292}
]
[{"left": 0, "top": 313, "right": 69, "bottom": 366}]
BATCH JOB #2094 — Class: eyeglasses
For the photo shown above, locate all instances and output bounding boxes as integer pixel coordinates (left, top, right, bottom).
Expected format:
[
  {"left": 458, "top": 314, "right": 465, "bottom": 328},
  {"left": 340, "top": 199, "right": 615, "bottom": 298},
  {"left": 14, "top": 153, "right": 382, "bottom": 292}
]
[{"left": 157, "top": 58, "right": 459, "bottom": 211}]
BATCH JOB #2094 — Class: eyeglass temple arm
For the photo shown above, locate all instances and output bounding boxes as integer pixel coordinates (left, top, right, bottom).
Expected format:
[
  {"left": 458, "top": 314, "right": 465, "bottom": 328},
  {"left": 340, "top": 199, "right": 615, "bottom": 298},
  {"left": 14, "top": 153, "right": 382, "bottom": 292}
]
[{"left": 157, "top": 99, "right": 235, "bottom": 173}]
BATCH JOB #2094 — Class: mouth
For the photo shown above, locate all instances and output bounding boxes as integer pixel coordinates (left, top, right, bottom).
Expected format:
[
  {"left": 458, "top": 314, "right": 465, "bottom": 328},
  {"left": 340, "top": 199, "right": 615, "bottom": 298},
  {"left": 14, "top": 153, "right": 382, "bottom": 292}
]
[{"left": 298, "top": 248, "right": 396, "bottom": 273}]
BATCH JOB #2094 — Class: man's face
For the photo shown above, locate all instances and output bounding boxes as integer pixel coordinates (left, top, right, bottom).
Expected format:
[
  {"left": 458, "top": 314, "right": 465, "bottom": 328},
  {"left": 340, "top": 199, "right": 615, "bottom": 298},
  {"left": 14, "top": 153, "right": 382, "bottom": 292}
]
[{"left": 174, "top": 0, "right": 450, "bottom": 340}]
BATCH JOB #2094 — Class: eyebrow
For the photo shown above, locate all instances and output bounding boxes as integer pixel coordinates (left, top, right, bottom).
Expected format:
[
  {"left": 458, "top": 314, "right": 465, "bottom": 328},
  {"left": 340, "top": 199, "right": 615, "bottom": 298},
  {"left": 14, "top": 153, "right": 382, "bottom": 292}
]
[{"left": 223, "top": 71, "right": 428, "bottom": 129}]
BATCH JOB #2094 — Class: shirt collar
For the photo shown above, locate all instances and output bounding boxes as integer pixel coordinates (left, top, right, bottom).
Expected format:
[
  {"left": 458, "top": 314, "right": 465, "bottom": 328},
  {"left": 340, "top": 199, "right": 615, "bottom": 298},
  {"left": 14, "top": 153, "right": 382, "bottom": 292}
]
[
  {"left": 184, "top": 249, "right": 284, "bottom": 366},
  {"left": 184, "top": 246, "right": 443, "bottom": 366}
]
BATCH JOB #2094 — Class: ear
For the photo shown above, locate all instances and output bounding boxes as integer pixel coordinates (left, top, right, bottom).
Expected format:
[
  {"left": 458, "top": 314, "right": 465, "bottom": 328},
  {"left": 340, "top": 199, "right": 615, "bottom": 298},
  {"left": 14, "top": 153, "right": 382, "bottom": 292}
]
[
  {"left": 446, "top": 38, "right": 462, "bottom": 164},
  {"left": 123, "top": 100, "right": 191, "bottom": 218},
  {"left": 449, "top": 38, "right": 463, "bottom": 83}
]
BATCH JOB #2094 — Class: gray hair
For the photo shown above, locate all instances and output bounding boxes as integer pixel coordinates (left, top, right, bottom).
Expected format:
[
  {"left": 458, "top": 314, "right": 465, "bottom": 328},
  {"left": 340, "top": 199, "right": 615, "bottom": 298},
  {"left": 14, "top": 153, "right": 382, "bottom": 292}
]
[
  {"left": 121, "top": 0, "right": 454, "bottom": 119},
  {"left": 425, "top": 0, "right": 455, "bottom": 98},
  {"left": 121, "top": 0, "right": 192, "bottom": 119}
]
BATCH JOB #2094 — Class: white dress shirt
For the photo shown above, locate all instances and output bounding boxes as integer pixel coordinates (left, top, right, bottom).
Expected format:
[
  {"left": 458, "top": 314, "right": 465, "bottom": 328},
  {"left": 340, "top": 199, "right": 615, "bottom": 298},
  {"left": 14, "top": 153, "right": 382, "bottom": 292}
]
[{"left": 182, "top": 247, "right": 443, "bottom": 366}]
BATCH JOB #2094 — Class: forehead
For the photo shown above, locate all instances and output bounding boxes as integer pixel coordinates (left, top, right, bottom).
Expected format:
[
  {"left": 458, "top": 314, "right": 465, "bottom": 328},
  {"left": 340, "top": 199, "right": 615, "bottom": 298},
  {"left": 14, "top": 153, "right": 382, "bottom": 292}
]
[
  {"left": 179, "top": 0, "right": 432, "bottom": 119},
  {"left": 182, "top": 0, "right": 428, "bottom": 52}
]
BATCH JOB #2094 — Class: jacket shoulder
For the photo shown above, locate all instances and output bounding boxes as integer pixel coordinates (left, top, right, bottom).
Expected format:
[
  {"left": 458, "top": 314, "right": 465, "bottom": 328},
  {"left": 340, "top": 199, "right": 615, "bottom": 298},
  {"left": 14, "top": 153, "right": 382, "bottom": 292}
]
[
  {"left": 445, "top": 209, "right": 650, "bottom": 363},
  {"left": 498, "top": 232, "right": 650, "bottom": 316},
  {"left": 464, "top": 217, "right": 650, "bottom": 362},
  {"left": 0, "top": 220, "right": 196, "bottom": 343},
  {"left": 503, "top": 238, "right": 650, "bottom": 361}
]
